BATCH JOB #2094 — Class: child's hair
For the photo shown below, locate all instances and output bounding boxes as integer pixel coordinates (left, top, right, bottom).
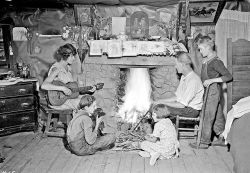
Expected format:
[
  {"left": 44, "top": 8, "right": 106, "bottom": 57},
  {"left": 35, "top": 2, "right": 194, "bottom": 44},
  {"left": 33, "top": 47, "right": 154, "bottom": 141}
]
[
  {"left": 54, "top": 43, "right": 77, "bottom": 62},
  {"left": 152, "top": 104, "right": 169, "bottom": 119},
  {"left": 197, "top": 35, "right": 215, "bottom": 50},
  {"left": 78, "top": 95, "right": 96, "bottom": 110},
  {"left": 175, "top": 51, "right": 194, "bottom": 70}
]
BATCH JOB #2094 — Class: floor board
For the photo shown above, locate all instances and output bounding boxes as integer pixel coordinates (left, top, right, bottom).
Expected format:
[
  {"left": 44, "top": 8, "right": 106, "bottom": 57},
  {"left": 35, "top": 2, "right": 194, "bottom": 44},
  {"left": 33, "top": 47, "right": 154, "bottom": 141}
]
[
  {"left": 103, "top": 153, "right": 121, "bottom": 173},
  {"left": 0, "top": 133, "right": 234, "bottom": 173}
]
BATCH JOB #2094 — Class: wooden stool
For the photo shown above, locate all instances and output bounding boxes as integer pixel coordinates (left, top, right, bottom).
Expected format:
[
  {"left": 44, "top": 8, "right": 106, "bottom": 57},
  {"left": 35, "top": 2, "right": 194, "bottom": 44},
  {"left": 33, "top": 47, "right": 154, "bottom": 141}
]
[{"left": 40, "top": 105, "right": 73, "bottom": 138}]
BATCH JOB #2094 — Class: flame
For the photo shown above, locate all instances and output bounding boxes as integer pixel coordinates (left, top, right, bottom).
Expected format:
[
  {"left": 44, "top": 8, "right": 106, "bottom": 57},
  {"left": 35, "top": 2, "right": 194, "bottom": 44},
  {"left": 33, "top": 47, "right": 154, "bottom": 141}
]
[{"left": 118, "top": 68, "right": 152, "bottom": 123}]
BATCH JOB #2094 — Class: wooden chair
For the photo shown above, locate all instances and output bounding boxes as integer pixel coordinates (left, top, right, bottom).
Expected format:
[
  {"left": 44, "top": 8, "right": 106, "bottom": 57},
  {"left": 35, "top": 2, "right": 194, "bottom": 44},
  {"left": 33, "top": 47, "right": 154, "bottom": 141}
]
[
  {"left": 175, "top": 85, "right": 210, "bottom": 146},
  {"left": 39, "top": 91, "right": 73, "bottom": 138}
]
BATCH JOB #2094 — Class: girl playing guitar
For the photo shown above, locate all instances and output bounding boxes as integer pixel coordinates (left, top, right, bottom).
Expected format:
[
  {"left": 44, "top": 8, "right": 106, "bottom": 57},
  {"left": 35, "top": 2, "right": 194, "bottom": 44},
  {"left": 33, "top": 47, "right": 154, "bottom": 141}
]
[{"left": 41, "top": 43, "right": 97, "bottom": 111}]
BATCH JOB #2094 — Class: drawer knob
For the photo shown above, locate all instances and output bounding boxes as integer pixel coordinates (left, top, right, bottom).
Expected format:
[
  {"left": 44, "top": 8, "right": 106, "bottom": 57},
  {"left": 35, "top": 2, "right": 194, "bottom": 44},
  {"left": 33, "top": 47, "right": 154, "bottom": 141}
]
[
  {"left": 21, "top": 116, "right": 30, "bottom": 121},
  {"left": 18, "top": 88, "right": 27, "bottom": 93},
  {"left": 0, "top": 87, "right": 4, "bottom": 91},
  {"left": 21, "top": 103, "right": 30, "bottom": 108},
  {"left": 0, "top": 100, "right": 5, "bottom": 105}
]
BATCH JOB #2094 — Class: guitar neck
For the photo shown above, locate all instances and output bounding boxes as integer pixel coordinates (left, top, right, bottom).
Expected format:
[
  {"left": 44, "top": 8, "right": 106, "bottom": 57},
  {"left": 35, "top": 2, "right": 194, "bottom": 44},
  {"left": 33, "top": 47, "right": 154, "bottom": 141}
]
[{"left": 76, "top": 86, "right": 93, "bottom": 93}]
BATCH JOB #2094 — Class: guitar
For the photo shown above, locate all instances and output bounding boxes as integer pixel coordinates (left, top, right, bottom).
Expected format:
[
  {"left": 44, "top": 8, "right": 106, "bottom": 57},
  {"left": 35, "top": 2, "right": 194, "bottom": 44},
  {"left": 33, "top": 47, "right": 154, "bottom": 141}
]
[{"left": 48, "top": 81, "right": 104, "bottom": 106}]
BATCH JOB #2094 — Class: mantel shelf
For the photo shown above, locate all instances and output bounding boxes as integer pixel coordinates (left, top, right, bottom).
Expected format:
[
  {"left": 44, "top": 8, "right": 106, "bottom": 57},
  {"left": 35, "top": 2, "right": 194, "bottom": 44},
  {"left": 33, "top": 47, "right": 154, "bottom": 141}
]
[{"left": 84, "top": 54, "right": 176, "bottom": 66}]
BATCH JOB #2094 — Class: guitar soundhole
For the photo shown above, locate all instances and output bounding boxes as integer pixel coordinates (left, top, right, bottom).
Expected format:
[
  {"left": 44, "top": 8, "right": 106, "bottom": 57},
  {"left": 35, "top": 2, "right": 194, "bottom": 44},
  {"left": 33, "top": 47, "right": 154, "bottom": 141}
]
[{"left": 57, "top": 91, "right": 62, "bottom": 99}]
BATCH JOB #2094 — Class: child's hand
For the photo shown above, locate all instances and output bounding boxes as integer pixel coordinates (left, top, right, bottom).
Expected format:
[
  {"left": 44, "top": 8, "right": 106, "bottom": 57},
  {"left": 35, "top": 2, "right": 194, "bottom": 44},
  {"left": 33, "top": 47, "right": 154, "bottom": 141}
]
[
  {"left": 203, "top": 79, "right": 214, "bottom": 87},
  {"left": 145, "top": 134, "right": 157, "bottom": 143},
  {"left": 96, "top": 116, "right": 104, "bottom": 126}
]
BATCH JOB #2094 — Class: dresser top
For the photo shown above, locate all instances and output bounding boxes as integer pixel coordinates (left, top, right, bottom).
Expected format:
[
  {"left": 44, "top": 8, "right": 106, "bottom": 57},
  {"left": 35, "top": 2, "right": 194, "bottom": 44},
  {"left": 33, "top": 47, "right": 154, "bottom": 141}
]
[{"left": 0, "top": 78, "right": 38, "bottom": 86}]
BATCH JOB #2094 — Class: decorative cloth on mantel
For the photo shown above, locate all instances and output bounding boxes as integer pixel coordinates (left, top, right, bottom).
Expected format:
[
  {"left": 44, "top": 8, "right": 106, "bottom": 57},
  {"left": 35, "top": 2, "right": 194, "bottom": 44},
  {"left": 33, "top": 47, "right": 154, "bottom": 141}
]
[{"left": 88, "top": 40, "right": 187, "bottom": 58}]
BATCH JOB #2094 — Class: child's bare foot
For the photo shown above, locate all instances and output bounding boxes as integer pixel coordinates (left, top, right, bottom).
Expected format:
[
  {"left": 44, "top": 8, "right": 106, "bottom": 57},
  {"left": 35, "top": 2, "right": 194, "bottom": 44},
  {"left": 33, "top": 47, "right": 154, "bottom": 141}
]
[
  {"left": 150, "top": 153, "right": 160, "bottom": 166},
  {"left": 138, "top": 151, "right": 150, "bottom": 158}
]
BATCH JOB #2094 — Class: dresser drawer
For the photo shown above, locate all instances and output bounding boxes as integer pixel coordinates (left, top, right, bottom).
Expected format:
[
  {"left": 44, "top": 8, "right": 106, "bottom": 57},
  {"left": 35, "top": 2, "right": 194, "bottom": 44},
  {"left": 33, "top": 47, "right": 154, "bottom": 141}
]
[
  {"left": 0, "top": 111, "right": 35, "bottom": 128},
  {"left": 0, "top": 96, "right": 35, "bottom": 113},
  {"left": 0, "top": 83, "right": 34, "bottom": 98}
]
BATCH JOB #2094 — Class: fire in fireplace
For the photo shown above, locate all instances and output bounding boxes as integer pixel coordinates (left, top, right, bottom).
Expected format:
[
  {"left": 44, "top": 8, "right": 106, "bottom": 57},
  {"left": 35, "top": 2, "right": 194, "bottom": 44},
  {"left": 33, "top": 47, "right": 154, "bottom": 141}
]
[{"left": 117, "top": 68, "right": 152, "bottom": 123}]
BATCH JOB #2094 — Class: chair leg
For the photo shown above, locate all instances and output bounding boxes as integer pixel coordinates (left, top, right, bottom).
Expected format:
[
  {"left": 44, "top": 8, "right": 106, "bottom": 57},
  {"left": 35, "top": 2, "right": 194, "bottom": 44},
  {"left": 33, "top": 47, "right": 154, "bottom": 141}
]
[
  {"left": 66, "top": 113, "right": 72, "bottom": 126},
  {"left": 176, "top": 115, "right": 180, "bottom": 140},
  {"left": 44, "top": 112, "right": 52, "bottom": 137}
]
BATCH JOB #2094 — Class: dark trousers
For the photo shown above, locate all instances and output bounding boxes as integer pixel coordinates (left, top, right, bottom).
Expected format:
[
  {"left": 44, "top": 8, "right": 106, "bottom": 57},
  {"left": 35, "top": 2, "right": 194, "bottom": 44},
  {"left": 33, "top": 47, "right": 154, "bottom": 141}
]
[
  {"left": 68, "top": 134, "right": 116, "bottom": 156},
  {"left": 163, "top": 106, "right": 200, "bottom": 118},
  {"left": 200, "top": 84, "right": 225, "bottom": 145}
]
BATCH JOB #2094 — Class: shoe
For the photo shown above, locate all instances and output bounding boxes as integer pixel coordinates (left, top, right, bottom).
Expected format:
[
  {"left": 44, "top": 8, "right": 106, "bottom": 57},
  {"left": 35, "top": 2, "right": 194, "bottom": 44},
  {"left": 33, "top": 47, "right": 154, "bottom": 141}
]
[
  {"left": 0, "top": 157, "right": 5, "bottom": 163},
  {"left": 189, "top": 142, "right": 209, "bottom": 149},
  {"left": 138, "top": 151, "right": 150, "bottom": 158},
  {"left": 212, "top": 136, "right": 227, "bottom": 147}
]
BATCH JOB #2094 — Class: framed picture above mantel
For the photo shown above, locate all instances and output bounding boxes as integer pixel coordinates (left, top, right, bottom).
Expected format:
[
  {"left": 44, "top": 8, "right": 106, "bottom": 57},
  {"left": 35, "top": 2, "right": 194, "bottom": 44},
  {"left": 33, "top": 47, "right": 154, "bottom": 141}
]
[
  {"left": 180, "top": 0, "right": 226, "bottom": 26},
  {"left": 188, "top": 0, "right": 226, "bottom": 26},
  {"left": 74, "top": 5, "right": 94, "bottom": 26}
]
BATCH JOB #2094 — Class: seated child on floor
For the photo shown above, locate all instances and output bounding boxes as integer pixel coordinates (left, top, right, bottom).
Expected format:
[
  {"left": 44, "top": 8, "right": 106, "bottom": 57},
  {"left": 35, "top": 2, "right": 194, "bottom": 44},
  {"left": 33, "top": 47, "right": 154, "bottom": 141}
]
[
  {"left": 66, "top": 95, "right": 116, "bottom": 156},
  {"left": 138, "top": 104, "right": 180, "bottom": 166}
]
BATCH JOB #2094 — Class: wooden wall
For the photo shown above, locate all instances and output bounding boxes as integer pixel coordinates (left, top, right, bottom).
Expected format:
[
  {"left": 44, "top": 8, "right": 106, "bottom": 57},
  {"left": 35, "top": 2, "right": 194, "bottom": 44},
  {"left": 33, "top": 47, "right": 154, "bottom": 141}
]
[{"left": 227, "top": 38, "right": 250, "bottom": 111}]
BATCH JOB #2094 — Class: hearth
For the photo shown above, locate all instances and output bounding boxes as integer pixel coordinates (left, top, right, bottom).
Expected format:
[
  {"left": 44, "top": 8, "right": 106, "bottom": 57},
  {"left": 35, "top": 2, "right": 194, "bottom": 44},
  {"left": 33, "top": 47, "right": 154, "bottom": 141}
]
[{"left": 80, "top": 54, "right": 179, "bottom": 131}]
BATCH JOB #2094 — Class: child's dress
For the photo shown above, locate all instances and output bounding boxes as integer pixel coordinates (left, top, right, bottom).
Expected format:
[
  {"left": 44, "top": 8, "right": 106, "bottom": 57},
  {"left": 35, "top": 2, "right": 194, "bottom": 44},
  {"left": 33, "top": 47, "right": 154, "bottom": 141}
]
[{"left": 140, "top": 118, "right": 179, "bottom": 159}]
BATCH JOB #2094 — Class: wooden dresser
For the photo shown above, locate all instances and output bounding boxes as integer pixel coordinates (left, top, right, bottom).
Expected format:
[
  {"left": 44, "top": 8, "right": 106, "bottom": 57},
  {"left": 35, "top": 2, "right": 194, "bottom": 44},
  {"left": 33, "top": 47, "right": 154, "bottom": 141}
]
[{"left": 0, "top": 79, "right": 38, "bottom": 136}]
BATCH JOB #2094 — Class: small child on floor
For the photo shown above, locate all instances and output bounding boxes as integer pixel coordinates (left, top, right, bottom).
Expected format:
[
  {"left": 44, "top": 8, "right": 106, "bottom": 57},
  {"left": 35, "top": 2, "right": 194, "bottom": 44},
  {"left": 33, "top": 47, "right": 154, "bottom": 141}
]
[{"left": 138, "top": 104, "right": 179, "bottom": 166}]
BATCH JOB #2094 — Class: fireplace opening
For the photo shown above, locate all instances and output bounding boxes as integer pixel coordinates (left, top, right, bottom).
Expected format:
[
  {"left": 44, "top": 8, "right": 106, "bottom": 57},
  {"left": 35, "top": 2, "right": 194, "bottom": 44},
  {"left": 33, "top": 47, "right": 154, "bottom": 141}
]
[
  {"left": 112, "top": 65, "right": 179, "bottom": 149},
  {"left": 115, "top": 65, "right": 178, "bottom": 131},
  {"left": 116, "top": 67, "right": 153, "bottom": 123}
]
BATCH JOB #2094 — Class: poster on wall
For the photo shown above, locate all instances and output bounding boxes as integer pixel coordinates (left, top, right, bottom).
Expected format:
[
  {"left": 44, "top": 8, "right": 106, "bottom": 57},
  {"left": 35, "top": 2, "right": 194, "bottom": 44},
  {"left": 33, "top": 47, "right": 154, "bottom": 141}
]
[
  {"left": 130, "top": 11, "right": 149, "bottom": 39},
  {"left": 112, "top": 17, "right": 126, "bottom": 35},
  {"left": 13, "top": 27, "right": 28, "bottom": 41},
  {"left": 186, "top": 1, "right": 226, "bottom": 25},
  {"left": 74, "top": 5, "right": 93, "bottom": 26}
]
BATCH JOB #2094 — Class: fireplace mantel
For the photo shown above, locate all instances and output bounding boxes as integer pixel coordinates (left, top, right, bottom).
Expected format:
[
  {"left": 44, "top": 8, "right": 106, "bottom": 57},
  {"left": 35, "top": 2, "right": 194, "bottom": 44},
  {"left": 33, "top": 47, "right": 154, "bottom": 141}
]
[{"left": 84, "top": 54, "right": 176, "bottom": 67}]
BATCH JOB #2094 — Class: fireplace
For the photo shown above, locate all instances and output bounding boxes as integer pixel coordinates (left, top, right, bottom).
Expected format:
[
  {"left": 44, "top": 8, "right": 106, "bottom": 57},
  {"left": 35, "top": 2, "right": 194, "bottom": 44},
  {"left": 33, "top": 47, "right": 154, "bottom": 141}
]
[{"left": 80, "top": 55, "right": 179, "bottom": 130}]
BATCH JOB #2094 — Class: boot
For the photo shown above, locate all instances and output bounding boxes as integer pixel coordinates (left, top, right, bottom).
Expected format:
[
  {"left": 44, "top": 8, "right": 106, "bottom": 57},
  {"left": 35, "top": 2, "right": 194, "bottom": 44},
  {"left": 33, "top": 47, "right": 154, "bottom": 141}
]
[{"left": 212, "top": 136, "right": 227, "bottom": 147}]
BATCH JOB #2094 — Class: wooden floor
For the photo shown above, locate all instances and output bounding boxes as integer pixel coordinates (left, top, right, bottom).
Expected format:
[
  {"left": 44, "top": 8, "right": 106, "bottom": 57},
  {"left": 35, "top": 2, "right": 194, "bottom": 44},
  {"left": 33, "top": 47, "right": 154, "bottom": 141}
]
[{"left": 0, "top": 132, "right": 234, "bottom": 173}]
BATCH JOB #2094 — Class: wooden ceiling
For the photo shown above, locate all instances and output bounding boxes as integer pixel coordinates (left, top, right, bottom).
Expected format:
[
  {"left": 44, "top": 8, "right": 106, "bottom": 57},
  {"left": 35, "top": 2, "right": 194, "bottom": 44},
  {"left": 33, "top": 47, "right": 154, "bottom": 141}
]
[{"left": 0, "top": 0, "right": 181, "bottom": 9}]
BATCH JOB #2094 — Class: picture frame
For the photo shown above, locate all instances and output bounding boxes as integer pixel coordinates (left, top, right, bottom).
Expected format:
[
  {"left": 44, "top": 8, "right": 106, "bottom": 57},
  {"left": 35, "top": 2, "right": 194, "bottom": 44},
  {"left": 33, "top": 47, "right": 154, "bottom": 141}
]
[
  {"left": 130, "top": 11, "right": 149, "bottom": 39},
  {"left": 74, "top": 5, "right": 93, "bottom": 26},
  {"left": 180, "top": 0, "right": 226, "bottom": 26},
  {"left": 188, "top": 0, "right": 226, "bottom": 26}
]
